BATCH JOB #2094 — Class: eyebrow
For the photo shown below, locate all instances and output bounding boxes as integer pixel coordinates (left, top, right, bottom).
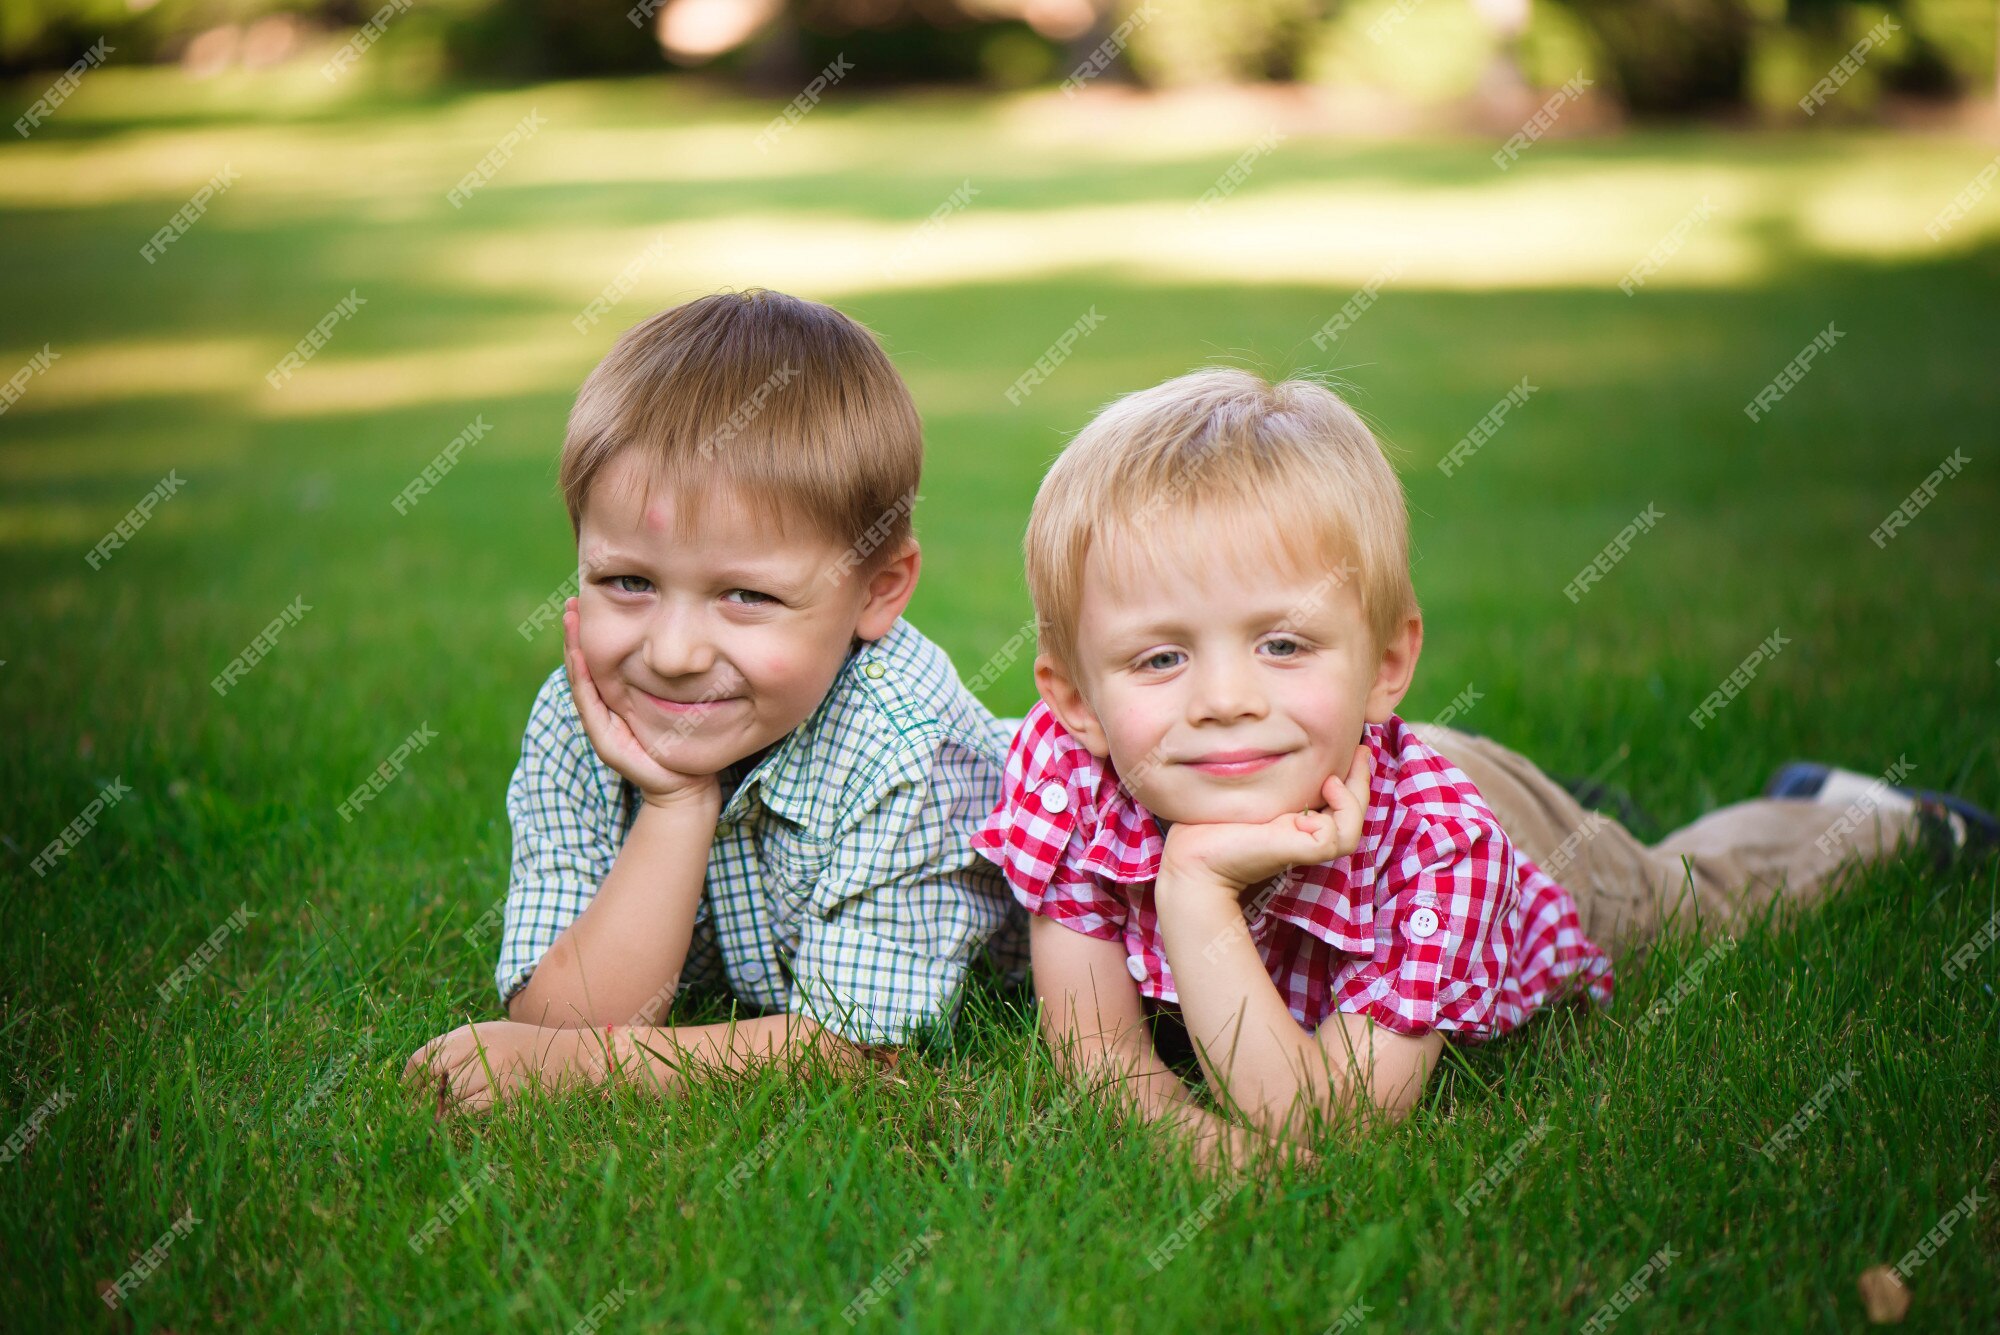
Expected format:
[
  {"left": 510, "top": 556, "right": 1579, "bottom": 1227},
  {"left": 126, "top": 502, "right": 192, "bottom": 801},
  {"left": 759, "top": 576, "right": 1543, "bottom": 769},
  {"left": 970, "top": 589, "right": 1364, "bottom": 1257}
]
[
  {"left": 582, "top": 545, "right": 822, "bottom": 595},
  {"left": 1097, "top": 602, "right": 1334, "bottom": 648}
]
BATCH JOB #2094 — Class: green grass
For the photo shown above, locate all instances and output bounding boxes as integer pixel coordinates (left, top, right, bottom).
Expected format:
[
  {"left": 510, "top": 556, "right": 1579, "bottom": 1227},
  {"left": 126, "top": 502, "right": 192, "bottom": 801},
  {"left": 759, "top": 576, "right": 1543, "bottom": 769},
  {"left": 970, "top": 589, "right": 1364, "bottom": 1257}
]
[{"left": 3, "top": 64, "right": 1998, "bottom": 1331}]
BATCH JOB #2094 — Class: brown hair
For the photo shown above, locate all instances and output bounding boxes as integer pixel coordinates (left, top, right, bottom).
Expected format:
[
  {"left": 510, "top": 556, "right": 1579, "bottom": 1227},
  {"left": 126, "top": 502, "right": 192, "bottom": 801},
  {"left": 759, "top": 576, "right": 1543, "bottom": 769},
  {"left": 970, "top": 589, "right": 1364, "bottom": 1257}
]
[{"left": 561, "top": 290, "right": 922, "bottom": 560}]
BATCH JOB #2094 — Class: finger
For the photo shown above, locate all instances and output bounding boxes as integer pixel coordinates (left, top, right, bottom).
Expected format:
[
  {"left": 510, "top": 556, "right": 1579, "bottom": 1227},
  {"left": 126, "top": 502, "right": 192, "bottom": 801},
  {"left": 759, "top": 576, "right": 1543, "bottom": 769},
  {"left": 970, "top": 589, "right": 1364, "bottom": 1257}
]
[
  {"left": 443, "top": 1050, "right": 491, "bottom": 1103},
  {"left": 440, "top": 1067, "right": 485, "bottom": 1117},
  {"left": 562, "top": 600, "right": 612, "bottom": 727},
  {"left": 1274, "top": 809, "right": 1345, "bottom": 866},
  {"left": 1323, "top": 746, "right": 1372, "bottom": 847},
  {"left": 402, "top": 1039, "right": 442, "bottom": 1086},
  {"left": 1344, "top": 744, "right": 1373, "bottom": 808},
  {"left": 562, "top": 604, "right": 673, "bottom": 779},
  {"left": 560, "top": 600, "right": 589, "bottom": 697},
  {"left": 1323, "top": 744, "right": 1372, "bottom": 812},
  {"left": 1302, "top": 810, "right": 1349, "bottom": 863}
]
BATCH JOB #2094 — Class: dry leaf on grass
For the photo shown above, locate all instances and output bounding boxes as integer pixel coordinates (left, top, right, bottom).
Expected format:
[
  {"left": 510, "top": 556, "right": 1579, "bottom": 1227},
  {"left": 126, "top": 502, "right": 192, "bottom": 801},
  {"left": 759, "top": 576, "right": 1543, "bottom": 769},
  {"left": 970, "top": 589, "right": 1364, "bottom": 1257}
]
[{"left": 1857, "top": 1265, "right": 1910, "bottom": 1323}]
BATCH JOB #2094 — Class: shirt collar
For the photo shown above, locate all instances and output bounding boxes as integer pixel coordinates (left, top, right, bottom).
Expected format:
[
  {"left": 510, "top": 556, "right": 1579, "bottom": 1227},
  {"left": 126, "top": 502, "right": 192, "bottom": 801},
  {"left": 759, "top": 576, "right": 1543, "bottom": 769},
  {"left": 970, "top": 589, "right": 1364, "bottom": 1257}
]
[{"left": 1076, "top": 759, "right": 1166, "bottom": 884}]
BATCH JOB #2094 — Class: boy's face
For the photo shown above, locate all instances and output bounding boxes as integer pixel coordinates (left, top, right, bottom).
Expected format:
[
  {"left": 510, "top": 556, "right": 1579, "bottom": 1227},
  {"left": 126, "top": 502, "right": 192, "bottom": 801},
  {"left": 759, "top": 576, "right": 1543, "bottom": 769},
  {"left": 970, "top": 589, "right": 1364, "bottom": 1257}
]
[
  {"left": 1038, "top": 532, "right": 1419, "bottom": 827},
  {"left": 574, "top": 452, "right": 917, "bottom": 777}
]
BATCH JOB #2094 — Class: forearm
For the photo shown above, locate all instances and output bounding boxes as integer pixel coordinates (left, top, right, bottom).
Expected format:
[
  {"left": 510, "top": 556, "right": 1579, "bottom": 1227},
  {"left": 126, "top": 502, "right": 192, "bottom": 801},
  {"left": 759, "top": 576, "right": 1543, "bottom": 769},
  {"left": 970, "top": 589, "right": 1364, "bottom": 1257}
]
[
  {"left": 1048, "top": 1015, "right": 1204, "bottom": 1121},
  {"left": 509, "top": 793, "right": 718, "bottom": 1028},
  {"left": 1025, "top": 914, "right": 1305, "bottom": 1170},
  {"left": 1155, "top": 887, "right": 1337, "bottom": 1141},
  {"left": 585, "top": 1012, "right": 866, "bottom": 1094},
  {"left": 1062, "top": 1026, "right": 1286, "bottom": 1171}
]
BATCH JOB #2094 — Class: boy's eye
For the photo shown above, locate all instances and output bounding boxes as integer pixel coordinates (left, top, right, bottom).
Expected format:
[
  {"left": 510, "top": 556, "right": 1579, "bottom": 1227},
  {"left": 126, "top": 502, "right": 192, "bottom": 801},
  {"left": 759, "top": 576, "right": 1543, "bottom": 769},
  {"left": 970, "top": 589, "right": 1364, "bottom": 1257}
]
[
  {"left": 722, "top": 589, "right": 777, "bottom": 607},
  {"left": 1139, "top": 650, "right": 1184, "bottom": 672},
  {"left": 1262, "top": 638, "right": 1303, "bottom": 658},
  {"left": 610, "top": 575, "right": 652, "bottom": 595}
]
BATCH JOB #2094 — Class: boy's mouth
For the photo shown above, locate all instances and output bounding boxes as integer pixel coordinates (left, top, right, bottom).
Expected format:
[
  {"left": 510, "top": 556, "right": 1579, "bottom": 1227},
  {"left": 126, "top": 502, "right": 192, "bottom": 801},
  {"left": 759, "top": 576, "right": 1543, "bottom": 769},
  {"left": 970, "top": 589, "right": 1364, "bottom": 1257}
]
[
  {"left": 1182, "top": 748, "right": 1289, "bottom": 777},
  {"left": 635, "top": 687, "right": 744, "bottom": 718}
]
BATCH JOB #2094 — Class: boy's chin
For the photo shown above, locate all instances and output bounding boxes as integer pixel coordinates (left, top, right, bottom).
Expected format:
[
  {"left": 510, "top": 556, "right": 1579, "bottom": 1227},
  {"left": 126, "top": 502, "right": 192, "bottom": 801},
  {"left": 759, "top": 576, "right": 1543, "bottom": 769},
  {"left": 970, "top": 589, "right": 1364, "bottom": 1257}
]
[
  {"left": 1144, "top": 782, "right": 1321, "bottom": 828},
  {"left": 627, "top": 728, "right": 739, "bottom": 779}
]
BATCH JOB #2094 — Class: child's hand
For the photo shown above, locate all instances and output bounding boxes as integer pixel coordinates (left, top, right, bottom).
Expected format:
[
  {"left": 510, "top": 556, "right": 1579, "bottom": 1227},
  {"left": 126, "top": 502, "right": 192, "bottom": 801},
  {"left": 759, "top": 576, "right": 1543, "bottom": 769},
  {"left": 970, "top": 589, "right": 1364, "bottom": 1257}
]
[
  {"left": 1161, "top": 744, "right": 1372, "bottom": 894},
  {"left": 403, "top": 1020, "right": 600, "bottom": 1115},
  {"left": 563, "top": 599, "right": 719, "bottom": 811}
]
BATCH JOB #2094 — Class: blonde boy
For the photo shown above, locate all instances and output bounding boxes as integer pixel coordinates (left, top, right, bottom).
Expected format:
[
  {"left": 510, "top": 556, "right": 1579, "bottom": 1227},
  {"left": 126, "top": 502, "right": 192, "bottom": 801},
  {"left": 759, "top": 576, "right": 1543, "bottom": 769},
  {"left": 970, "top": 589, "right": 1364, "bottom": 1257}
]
[
  {"left": 975, "top": 368, "right": 1928, "bottom": 1169},
  {"left": 408, "top": 290, "right": 1020, "bottom": 1109}
]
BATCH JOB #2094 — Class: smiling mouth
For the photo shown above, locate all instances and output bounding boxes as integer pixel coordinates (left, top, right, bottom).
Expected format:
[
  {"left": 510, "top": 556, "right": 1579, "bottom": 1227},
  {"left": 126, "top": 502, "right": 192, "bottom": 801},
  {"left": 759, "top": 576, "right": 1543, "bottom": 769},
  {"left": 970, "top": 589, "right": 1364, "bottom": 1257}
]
[
  {"left": 636, "top": 688, "right": 743, "bottom": 716},
  {"left": 1182, "top": 749, "right": 1289, "bottom": 777}
]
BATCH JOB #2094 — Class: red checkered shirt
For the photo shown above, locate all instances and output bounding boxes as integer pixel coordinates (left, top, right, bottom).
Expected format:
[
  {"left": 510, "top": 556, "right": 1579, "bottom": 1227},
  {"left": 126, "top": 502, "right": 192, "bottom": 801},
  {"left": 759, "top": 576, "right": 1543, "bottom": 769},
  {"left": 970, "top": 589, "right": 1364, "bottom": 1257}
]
[{"left": 972, "top": 703, "right": 1614, "bottom": 1039}]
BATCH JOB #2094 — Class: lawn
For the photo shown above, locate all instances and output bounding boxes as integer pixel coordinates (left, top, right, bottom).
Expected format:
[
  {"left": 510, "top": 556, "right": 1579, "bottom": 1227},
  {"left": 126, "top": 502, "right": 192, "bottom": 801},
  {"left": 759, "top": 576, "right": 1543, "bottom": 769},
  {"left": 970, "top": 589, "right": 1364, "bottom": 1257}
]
[{"left": 2, "top": 63, "right": 1998, "bottom": 1332}]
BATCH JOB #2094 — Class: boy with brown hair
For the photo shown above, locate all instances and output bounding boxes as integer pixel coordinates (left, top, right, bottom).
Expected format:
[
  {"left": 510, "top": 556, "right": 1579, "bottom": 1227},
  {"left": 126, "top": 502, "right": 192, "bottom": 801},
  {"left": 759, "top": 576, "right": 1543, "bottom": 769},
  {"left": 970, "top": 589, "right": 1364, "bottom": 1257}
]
[{"left": 408, "top": 290, "right": 1020, "bottom": 1109}]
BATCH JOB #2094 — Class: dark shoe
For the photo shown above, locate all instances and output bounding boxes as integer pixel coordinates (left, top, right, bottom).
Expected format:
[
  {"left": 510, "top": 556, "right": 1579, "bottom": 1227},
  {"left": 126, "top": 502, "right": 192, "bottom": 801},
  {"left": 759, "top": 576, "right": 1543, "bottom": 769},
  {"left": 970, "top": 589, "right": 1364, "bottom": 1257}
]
[{"left": 1765, "top": 762, "right": 1998, "bottom": 863}]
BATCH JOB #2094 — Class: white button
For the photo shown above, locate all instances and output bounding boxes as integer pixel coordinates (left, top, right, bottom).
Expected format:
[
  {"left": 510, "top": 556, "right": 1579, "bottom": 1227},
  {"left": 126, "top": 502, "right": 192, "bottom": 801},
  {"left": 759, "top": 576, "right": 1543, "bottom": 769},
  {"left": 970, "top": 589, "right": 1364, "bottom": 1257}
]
[
  {"left": 1125, "top": 953, "right": 1148, "bottom": 982},
  {"left": 1409, "top": 906, "right": 1440, "bottom": 939},
  {"left": 1038, "top": 782, "right": 1068, "bottom": 814},
  {"left": 863, "top": 662, "right": 885, "bottom": 680}
]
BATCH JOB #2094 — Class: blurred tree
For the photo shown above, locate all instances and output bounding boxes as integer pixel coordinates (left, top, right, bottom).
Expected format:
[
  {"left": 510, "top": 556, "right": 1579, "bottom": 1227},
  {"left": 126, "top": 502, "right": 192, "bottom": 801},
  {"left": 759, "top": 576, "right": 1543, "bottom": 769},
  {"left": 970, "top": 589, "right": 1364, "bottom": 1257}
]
[
  {"left": 647, "top": 0, "right": 1068, "bottom": 87},
  {"left": 1543, "top": 0, "right": 1756, "bottom": 112},
  {"left": 1123, "top": 0, "right": 1333, "bottom": 83},
  {"left": 439, "top": 0, "right": 663, "bottom": 79},
  {"left": 1787, "top": 0, "right": 1966, "bottom": 99},
  {"left": 1, "top": 0, "right": 1988, "bottom": 111}
]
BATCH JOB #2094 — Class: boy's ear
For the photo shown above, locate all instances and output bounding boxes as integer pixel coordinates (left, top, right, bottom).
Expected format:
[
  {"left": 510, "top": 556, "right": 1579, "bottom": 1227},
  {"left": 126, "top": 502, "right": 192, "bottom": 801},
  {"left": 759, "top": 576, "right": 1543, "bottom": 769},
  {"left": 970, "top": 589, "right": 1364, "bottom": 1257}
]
[
  {"left": 1363, "top": 613, "right": 1424, "bottom": 724},
  {"left": 854, "top": 541, "right": 921, "bottom": 642},
  {"left": 1033, "top": 652, "right": 1111, "bottom": 758}
]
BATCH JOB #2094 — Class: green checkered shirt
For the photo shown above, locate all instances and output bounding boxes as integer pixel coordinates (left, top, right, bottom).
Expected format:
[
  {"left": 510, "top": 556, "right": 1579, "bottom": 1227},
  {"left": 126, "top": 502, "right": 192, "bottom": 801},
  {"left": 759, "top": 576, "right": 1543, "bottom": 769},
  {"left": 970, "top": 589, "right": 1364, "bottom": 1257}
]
[{"left": 496, "top": 617, "right": 1026, "bottom": 1044}]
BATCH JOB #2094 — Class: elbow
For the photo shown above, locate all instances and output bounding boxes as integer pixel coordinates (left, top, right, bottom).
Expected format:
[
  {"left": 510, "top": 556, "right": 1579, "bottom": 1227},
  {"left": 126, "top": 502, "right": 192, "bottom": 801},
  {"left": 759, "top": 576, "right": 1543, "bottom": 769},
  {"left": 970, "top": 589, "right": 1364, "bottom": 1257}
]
[
  {"left": 786, "top": 1015, "right": 872, "bottom": 1074},
  {"left": 503, "top": 984, "right": 611, "bottom": 1029}
]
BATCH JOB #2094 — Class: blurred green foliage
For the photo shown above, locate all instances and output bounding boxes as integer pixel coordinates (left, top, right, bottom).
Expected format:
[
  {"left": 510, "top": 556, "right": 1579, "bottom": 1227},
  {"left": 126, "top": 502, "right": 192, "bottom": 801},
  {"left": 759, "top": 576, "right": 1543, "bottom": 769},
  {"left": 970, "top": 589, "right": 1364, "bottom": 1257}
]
[
  {"left": 1, "top": 0, "right": 1993, "bottom": 114},
  {"left": 1124, "top": 0, "right": 1334, "bottom": 84}
]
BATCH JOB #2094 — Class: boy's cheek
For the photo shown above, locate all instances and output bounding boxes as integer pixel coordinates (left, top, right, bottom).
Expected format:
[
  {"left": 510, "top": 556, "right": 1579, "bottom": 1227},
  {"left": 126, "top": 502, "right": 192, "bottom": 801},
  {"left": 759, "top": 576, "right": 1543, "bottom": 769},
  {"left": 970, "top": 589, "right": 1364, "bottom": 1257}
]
[
  {"left": 573, "top": 613, "right": 625, "bottom": 688},
  {"left": 1091, "top": 694, "right": 1153, "bottom": 758},
  {"left": 741, "top": 635, "right": 841, "bottom": 707},
  {"left": 579, "top": 648, "right": 645, "bottom": 727}
]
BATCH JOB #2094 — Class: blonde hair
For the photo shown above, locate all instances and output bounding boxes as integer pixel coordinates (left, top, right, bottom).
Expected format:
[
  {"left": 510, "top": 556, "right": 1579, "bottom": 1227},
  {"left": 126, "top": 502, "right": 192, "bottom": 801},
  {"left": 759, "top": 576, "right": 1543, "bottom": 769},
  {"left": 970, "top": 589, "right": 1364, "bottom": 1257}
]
[
  {"left": 1025, "top": 368, "right": 1417, "bottom": 673},
  {"left": 560, "top": 290, "right": 922, "bottom": 561}
]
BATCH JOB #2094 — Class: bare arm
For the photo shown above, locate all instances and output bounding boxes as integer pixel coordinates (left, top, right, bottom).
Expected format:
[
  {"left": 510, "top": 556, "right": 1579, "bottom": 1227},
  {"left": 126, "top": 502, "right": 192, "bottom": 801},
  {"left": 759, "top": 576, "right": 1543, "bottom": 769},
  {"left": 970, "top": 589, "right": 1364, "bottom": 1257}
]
[
  {"left": 506, "top": 785, "right": 719, "bottom": 1028},
  {"left": 1153, "top": 875, "right": 1442, "bottom": 1143},
  {"left": 1028, "top": 915, "right": 1300, "bottom": 1174},
  {"left": 407, "top": 1011, "right": 867, "bottom": 1114},
  {"left": 1149, "top": 745, "right": 1442, "bottom": 1143},
  {"left": 506, "top": 598, "right": 723, "bottom": 1028}
]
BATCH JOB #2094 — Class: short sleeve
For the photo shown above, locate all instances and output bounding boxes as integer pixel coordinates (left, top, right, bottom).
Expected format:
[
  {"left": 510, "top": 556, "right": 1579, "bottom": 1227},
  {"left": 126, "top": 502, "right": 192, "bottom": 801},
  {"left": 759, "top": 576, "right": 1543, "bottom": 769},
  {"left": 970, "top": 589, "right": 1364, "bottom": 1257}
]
[
  {"left": 788, "top": 738, "right": 1017, "bottom": 1045},
  {"left": 494, "top": 670, "right": 625, "bottom": 1004},
  {"left": 969, "top": 704, "right": 1129, "bottom": 942},
  {"left": 1333, "top": 814, "right": 1515, "bottom": 1037}
]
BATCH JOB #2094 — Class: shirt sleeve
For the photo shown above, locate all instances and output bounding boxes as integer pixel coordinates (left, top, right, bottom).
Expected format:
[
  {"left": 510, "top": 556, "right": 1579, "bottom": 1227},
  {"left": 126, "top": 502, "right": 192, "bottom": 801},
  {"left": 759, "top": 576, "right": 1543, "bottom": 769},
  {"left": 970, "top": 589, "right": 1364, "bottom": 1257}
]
[
  {"left": 968, "top": 704, "right": 1128, "bottom": 942},
  {"left": 1332, "top": 814, "right": 1516, "bottom": 1038},
  {"left": 787, "top": 736, "right": 1016, "bottom": 1046},
  {"left": 494, "top": 670, "right": 625, "bottom": 1005}
]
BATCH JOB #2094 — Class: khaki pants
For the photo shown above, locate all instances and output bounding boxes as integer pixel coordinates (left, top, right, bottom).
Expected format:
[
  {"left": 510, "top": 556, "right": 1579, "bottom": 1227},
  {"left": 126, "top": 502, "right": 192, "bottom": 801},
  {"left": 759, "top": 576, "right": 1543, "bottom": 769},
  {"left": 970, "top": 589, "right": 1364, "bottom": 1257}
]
[{"left": 1409, "top": 725, "right": 1919, "bottom": 955}]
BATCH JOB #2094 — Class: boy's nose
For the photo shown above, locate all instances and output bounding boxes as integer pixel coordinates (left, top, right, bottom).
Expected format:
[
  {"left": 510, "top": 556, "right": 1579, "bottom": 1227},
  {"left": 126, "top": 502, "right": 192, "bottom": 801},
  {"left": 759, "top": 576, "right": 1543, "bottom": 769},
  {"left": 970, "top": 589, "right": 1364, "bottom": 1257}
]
[
  {"left": 641, "top": 603, "right": 719, "bottom": 680},
  {"left": 1187, "top": 656, "right": 1265, "bottom": 724}
]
